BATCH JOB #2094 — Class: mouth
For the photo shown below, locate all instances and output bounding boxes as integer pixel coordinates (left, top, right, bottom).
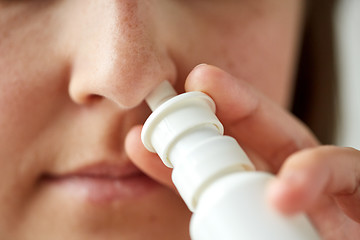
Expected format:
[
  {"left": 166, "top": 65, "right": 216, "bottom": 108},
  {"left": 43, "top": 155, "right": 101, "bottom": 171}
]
[{"left": 41, "top": 162, "right": 159, "bottom": 204}]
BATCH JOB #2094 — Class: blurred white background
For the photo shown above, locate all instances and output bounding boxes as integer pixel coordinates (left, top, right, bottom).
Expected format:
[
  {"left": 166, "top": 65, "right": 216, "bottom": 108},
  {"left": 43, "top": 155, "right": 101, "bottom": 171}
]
[{"left": 335, "top": 0, "right": 360, "bottom": 149}]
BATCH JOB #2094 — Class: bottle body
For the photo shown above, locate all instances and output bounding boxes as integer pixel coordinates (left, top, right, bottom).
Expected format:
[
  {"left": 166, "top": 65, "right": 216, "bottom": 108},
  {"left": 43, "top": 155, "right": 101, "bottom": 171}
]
[
  {"left": 191, "top": 172, "right": 319, "bottom": 240},
  {"left": 142, "top": 82, "right": 320, "bottom": 240}
]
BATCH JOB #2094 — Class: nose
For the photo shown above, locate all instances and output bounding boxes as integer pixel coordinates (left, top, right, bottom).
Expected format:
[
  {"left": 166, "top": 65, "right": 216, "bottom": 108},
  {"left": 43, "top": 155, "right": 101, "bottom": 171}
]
[{"left": 68, "top": 0, "right": 177, "bottom": 108}]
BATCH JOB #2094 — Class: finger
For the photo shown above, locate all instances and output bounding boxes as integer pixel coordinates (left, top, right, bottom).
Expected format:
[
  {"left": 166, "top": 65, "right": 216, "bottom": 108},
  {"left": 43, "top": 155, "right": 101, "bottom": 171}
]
[
  {"left": 125, "top": 125, "right": 176, "bottom": 190},
  {"left": 267, "top": 146, "right": 360, "bottom": 222},
  {"left": 185, "top": 64, "right": 319, "bottom": 172}
]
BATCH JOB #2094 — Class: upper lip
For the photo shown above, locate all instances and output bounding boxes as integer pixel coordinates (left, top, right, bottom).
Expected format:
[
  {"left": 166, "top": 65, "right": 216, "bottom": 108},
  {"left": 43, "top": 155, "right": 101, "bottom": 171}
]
[{"left": 43, "top": 161, "right": 144, "bottom": 180}]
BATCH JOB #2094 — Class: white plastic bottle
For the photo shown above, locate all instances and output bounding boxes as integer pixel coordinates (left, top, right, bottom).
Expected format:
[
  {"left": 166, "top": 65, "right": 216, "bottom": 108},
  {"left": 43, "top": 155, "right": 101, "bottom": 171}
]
[{"left": 141, "top": 81, "right": 320, "bottom": 240}]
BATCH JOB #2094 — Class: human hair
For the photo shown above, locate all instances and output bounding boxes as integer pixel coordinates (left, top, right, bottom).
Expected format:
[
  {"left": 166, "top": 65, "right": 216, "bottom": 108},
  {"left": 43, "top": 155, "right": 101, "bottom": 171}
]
[{"left": 292, "top": 0, "right": 338, "bottom": 144}]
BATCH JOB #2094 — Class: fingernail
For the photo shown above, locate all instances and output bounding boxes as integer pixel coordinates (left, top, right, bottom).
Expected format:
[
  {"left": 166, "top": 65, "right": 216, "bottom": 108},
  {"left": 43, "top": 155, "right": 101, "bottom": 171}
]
[{"left": 193, "top": 63, "right": 208, "bottom": 70}]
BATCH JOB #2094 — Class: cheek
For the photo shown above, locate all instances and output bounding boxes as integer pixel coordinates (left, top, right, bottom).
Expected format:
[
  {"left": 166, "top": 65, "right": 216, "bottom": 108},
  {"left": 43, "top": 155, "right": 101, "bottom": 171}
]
[
  {"left": 228, "top": 1, "right": 303, "bottom": 107},
  {"left": 0, "top": 61, "right": 69, "bottom": 227},
  {"left": 0, "top": 58, "right": 69, "bottom": 158},
  {"left": 166, "top": 1, "right": 303, "bottom": 107},
  {"left": 0, "top": 16, "right": 70, "bottom": 231},
  {"left": 221, "top": 22, "right": 300, "bottom": 108},
  {"left": 0, "top": 5, "right": 70, "bottom": 157}
]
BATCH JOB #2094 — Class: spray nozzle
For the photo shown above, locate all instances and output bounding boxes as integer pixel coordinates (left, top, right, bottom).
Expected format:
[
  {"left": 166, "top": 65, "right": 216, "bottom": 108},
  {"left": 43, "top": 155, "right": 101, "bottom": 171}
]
[{"left": 145, "top": 81, "right": 177, "bottom": 111}]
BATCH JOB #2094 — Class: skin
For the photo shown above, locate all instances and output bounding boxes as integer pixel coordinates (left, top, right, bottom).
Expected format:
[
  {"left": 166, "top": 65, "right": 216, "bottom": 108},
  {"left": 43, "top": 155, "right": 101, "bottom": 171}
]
[{"left": 0, "top": 0, "right": 359, "bottom": 239}]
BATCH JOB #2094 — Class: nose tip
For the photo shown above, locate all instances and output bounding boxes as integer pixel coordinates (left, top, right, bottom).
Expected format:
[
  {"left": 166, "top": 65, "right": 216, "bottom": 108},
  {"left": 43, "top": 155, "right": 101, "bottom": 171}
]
[
  {"left": 69, "top": 43, "right": 177, "bottom": 108},
  {"left": 67, "top": 0, "right": 177, "bottom": 109}
]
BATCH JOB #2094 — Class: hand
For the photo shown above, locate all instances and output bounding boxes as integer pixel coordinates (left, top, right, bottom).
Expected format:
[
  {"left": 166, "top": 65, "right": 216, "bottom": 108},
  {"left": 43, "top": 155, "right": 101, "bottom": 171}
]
[{"left": 125, "top": 64, "right": 360, "bottom": 239}]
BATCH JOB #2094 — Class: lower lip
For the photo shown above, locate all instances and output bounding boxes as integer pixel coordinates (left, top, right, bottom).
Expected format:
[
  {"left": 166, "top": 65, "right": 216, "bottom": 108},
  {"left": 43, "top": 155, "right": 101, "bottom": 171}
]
[{"left": 43, "top": 173, "right": 160, "bottom": 204}]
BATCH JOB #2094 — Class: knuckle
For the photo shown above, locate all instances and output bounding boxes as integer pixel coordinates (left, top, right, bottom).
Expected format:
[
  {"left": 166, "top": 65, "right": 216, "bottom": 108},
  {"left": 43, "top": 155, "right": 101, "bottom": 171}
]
[{"left": 286, "top": 145, "right": 336, "bottom": 168}]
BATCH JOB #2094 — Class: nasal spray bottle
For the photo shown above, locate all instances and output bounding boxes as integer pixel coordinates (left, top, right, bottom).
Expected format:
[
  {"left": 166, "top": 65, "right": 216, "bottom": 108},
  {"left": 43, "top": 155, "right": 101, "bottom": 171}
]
[{"left": 141, "top": 81, "right": 320, "bottom": 240}]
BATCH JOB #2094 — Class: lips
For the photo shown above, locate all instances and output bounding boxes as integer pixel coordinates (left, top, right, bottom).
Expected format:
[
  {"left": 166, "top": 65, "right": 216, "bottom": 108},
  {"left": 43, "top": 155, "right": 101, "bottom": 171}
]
[{"left": 42, "top": 162, "right": 159, "bottom": 204}]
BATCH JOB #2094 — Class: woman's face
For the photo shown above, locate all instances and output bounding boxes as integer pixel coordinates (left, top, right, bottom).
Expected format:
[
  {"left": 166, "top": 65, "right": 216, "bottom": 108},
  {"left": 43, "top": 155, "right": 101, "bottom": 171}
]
[{"left": 0, "top": 1, "right": 303, "bottom": 239}]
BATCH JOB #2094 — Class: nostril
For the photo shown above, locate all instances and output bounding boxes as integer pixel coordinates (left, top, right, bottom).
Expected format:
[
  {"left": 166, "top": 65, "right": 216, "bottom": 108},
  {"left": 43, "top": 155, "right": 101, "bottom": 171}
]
[
  {"left": 86, "top": 94, "right": 104, "bottom": 104},
  {"left": 68, "top": 76, "right": 105, "bottom": 106},
  {"left": 69, "top": 84, "right": 104, "bottom": 106},
  {"left": 76, "top": 94, "right": 103, "bottom": 106}
]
